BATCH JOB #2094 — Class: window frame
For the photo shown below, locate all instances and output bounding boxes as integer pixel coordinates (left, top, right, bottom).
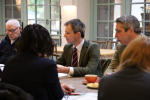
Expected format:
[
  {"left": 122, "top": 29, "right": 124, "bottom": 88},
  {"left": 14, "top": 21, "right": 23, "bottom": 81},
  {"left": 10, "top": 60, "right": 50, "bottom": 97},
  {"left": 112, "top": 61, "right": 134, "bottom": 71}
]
[
  {"left": 1, "top": 0, "right": 62, "bottom": 45},
  {"left": 90, "top": 0, "right": 150, "bottom": 42}
]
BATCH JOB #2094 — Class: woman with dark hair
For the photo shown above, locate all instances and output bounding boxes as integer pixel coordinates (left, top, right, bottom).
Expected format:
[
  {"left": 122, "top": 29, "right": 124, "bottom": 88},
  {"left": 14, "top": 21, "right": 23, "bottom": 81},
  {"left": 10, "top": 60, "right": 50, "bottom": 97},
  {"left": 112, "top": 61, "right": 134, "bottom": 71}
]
[
  {"left": 1, "top": 24, "right": 71, "bottom": 100},
  {"left": 98, "top": 36, "right": 150, "bottom": 100}
]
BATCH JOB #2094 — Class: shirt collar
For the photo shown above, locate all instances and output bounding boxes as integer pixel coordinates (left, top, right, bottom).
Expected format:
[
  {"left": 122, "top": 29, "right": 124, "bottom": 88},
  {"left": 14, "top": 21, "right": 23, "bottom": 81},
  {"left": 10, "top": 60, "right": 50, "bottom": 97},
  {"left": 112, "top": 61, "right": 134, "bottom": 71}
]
[
  {"left": 73, "top": 39, "right": 84, "bottom": 52},
  {"left": 10, "top": 40, "right": 15, "bottom": 44},
  {"left": 10, "top": 35, "right": 21, "bottom": 44}
]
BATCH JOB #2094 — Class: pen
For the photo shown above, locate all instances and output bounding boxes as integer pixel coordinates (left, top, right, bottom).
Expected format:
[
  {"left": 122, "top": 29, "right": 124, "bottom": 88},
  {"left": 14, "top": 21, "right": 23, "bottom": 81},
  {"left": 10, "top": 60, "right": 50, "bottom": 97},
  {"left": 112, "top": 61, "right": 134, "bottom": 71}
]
[{"left": 69, "top": 93, "right": 80, "bottom": 95}]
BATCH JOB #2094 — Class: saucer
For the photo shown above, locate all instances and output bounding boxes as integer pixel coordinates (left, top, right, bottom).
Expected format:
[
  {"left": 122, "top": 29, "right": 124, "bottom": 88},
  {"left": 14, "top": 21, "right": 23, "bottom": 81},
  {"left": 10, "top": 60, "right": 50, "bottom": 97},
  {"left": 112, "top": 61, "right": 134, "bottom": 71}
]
[
  {"left": 82, "top": 80, "right": 88, "bottom": 85},
  {"left": 82, "top": 80, "right": 99, "bottom": 85},
  {"left": 87, "top": 83, "right": 99, "bottom": 89}
]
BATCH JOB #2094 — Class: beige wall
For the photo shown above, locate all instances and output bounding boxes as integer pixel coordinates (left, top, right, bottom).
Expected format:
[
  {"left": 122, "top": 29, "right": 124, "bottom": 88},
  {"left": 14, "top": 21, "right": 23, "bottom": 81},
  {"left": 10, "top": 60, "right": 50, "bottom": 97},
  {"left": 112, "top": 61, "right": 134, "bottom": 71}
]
[
  {"left": 77, "top": 0, "right": 90, "bottom": 40},
  {"left": 61, "top": 0, "right": 90, "bottom": 46}
]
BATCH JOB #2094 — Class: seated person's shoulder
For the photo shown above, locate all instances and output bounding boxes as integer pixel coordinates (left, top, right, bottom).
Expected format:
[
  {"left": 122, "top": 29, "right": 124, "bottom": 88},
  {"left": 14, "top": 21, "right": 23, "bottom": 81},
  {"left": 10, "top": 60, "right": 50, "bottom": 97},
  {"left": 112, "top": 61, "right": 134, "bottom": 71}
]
[
  {"left": 100, "top": 71, "right": 119, "bottom": 82},
  {"left": 64, "top": 43, "right": 73, "bottom": 49},
  {"left": 116, "top": 42, "right": 126, "bottom": 51},
  {"left": 0, "top": 35, "right": 9, "bottom": 45},
  {"left": 88, "top": 40, "right": 99, "bottom": 48},
  {"left": 117, "top": 42, "right": 126, "bottom": 48},
  {"left": 32, "top": 57, "right": 58, "bottom": 70},
  {"left": 40, "top": 57, "right": 56, "bottom": 65}
]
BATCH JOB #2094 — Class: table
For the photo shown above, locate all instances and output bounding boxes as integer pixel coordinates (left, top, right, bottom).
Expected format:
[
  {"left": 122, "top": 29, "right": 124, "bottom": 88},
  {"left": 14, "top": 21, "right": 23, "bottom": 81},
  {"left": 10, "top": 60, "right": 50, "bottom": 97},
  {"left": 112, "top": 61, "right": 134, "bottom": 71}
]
[
  {"left": 59, "top": 73, "right": 98, "bottom": 100},
  {"left": 57, "top": 46, "right": 115, "bottom": 58},
  {"left": 100, "top": 49, "right": 115, "bottom": 58},
  {"left": 59, "top": 73, "right": 98, "bottom": 93}
]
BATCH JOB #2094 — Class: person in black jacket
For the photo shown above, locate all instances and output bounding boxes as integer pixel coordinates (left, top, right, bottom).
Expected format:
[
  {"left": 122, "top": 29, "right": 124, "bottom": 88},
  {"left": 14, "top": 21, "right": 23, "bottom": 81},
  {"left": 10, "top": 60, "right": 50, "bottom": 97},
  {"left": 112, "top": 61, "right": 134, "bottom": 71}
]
[
  {"left": 0, "top": 19, "right": 22, "bottom": 77},
  {"left": 1, "top": 24, "right": 71, "bottom": 100},
  {"left": 0, "top": 82, "right": 34, "bottom": 100},
  {"left": 0, "top": 19, "right": 21, "bottom": 64}
]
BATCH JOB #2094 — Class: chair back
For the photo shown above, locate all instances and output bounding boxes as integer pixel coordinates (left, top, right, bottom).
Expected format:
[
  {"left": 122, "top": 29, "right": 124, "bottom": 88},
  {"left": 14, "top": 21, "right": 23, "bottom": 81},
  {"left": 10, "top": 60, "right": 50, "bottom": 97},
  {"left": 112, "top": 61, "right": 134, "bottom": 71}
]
[
  {"left": 100, "top": 58, "right": 112, "bottom": 73},
  {"left": 0, "top": 34, "right": 7, "bottom": 42},
  {"left": 90, "top": 40, "right": 108, "bottom": 49},
  {"left": 0, "top": 82, "right": 34, "bottom": 100},
  {"left": 53, "top": 42, "right": 57, "bottom": 53},
  {"left": 109, "top": 40, "right": 118, "bottom": 49},
  {"left": 52, "top": 42, "right": 61, "bottom": 60}
]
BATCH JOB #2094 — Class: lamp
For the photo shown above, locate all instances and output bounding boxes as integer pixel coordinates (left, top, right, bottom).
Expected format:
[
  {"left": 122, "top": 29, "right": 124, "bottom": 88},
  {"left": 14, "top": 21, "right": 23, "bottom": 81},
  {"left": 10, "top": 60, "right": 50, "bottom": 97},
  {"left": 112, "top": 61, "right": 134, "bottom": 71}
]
[{"left": 60, "top": 0, "right": 77, "bottom": 46}]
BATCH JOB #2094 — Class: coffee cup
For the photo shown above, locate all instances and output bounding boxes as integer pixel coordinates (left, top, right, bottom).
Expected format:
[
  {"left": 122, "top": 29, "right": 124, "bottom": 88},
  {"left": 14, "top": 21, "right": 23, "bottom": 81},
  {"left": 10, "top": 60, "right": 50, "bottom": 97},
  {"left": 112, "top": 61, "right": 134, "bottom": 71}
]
[{"left": 85, "top": 74, "right": 98, "bottom": 83}]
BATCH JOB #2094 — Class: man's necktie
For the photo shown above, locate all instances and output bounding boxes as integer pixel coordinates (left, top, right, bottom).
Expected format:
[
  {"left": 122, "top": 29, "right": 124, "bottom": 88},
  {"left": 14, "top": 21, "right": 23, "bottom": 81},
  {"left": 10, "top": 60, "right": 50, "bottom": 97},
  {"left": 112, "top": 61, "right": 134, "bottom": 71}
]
[{"left": 72, "top": 47, "right": 78, "bottom": 67}]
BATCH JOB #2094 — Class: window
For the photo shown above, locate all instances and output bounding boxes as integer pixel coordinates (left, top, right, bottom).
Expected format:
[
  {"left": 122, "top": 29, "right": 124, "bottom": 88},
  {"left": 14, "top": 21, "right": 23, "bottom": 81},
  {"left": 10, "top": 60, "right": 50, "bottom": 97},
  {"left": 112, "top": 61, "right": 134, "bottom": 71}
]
[
  {"left": 5, "top": 0, "right": 21, "bottom": 25},
  {"left": 49, "top": 0, "right": 61, "bottom": 45},
  {"left": 131, "top": 0, "right": 150, "bottom": 37},
  {"left": 2, "top": 0, "right": 61, "bottom": 45},
  {"left": 91, "top": 0, "right": 122, "bottom": 43},
  {"left": 91, "top": 0, "right": 150, "bottom": 46},
  {"left": 27, "top": 0, "right": 45, "bottom": 26}
]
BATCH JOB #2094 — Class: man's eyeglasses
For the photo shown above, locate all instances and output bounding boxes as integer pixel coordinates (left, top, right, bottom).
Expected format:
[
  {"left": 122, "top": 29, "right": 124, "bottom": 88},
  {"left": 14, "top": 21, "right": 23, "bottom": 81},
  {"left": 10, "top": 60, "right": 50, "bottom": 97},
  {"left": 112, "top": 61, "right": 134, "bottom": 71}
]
[{"left": 5, "top": 27, "right": 19, "bottom": 33}]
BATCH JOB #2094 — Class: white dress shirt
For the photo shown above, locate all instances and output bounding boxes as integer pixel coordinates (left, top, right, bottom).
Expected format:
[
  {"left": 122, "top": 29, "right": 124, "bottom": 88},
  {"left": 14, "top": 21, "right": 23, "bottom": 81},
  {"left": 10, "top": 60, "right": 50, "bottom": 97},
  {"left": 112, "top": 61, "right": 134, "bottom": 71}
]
[{"left": 11, "top": 40, "right": 15, "bottom": 44}]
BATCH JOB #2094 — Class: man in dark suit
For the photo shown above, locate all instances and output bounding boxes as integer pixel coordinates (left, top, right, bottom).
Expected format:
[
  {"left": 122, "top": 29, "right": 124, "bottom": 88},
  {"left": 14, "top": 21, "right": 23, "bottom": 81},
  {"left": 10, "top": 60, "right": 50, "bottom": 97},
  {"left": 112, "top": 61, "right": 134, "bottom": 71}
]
[
  {"left": 0, "top": 19, "right": 21, "bottom": 64},
  {"left": 56, "top": 19, "right": 103, "bottom": 77},
  {"left": 0, "top": 19, "right": 21, "bottom": 77}
]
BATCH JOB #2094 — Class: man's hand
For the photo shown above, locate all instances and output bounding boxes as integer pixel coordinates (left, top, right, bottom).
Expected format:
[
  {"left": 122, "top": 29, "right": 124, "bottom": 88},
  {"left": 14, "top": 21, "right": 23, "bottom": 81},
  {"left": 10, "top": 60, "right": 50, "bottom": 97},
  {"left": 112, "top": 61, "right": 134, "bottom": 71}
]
[
  {"left": 61, "top": 84, "right": 71, "bottom": 94},
  {"left": 57, "top": 64, "right": 70, "bottom": 73},
  {"left": 113, "top": 69, "right": 116, "bottom": 72},
  {"left": 105, "top": 72, "right": 112, "bottom": 75},
  {"left": 105, "top": 69, "right": 117, "bottom": 75}
]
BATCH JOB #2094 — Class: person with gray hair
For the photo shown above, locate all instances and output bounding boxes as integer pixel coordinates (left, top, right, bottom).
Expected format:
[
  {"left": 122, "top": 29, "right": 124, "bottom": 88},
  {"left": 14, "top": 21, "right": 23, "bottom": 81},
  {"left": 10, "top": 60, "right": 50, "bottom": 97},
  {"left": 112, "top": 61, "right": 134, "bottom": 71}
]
[
  {"left": 56, "top": 19, "right": 102, "bottom": 77},
  {"left": 0, "top": 19, "right": 21, "bottom": 77},
  {"left": 104, "top": 15, "right": 142, "bottom": 75},
  {"left": 0, "top": 19, "right": 21, "bottom": 64}
]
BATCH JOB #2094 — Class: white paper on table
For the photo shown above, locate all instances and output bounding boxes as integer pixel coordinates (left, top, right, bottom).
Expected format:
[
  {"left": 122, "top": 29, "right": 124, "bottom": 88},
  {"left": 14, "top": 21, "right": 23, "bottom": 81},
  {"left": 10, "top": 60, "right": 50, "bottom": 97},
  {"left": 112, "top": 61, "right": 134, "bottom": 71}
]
[
  {"left": 62, "top": 93, "right": 97, "bottom": 100},
  {"left": 0, "top": 67, "right": 4, "bottom": 71},
  {"left": 0, "top": 64, "right": 4, "bottom": 67},
  {"left": 62, "top": 95, "right": 81, "bottom": 100},
  {"left": 72, "top": 93, "right": 97, "bottom": 100},
  {"left": 0, "top": 64, "right": 5, "bottom": 71}
]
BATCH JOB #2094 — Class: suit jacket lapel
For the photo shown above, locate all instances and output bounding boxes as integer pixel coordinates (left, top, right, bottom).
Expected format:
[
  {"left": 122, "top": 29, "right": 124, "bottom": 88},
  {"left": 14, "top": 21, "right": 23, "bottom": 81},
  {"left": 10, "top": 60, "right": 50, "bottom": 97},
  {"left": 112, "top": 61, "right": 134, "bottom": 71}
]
[
  {"left": 68, "top": 46, "right": 73, "bottom": 65},
  {"left": 79, "top": 39, "right": 88, "bottom": 66}
]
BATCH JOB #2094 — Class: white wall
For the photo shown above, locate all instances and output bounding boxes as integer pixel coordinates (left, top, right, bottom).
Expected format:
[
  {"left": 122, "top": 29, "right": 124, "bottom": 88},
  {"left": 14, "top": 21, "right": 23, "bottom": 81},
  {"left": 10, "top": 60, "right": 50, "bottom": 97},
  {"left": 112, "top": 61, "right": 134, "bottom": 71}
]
[
  {"left": 61, "top": 0, "right": 90, "bottom": 46},
  {"left": 77, "top": 0, "right": 90, "bottom": 40},
  {"left": 61, "top": 6, "right": 77, "bottom": 46}
]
